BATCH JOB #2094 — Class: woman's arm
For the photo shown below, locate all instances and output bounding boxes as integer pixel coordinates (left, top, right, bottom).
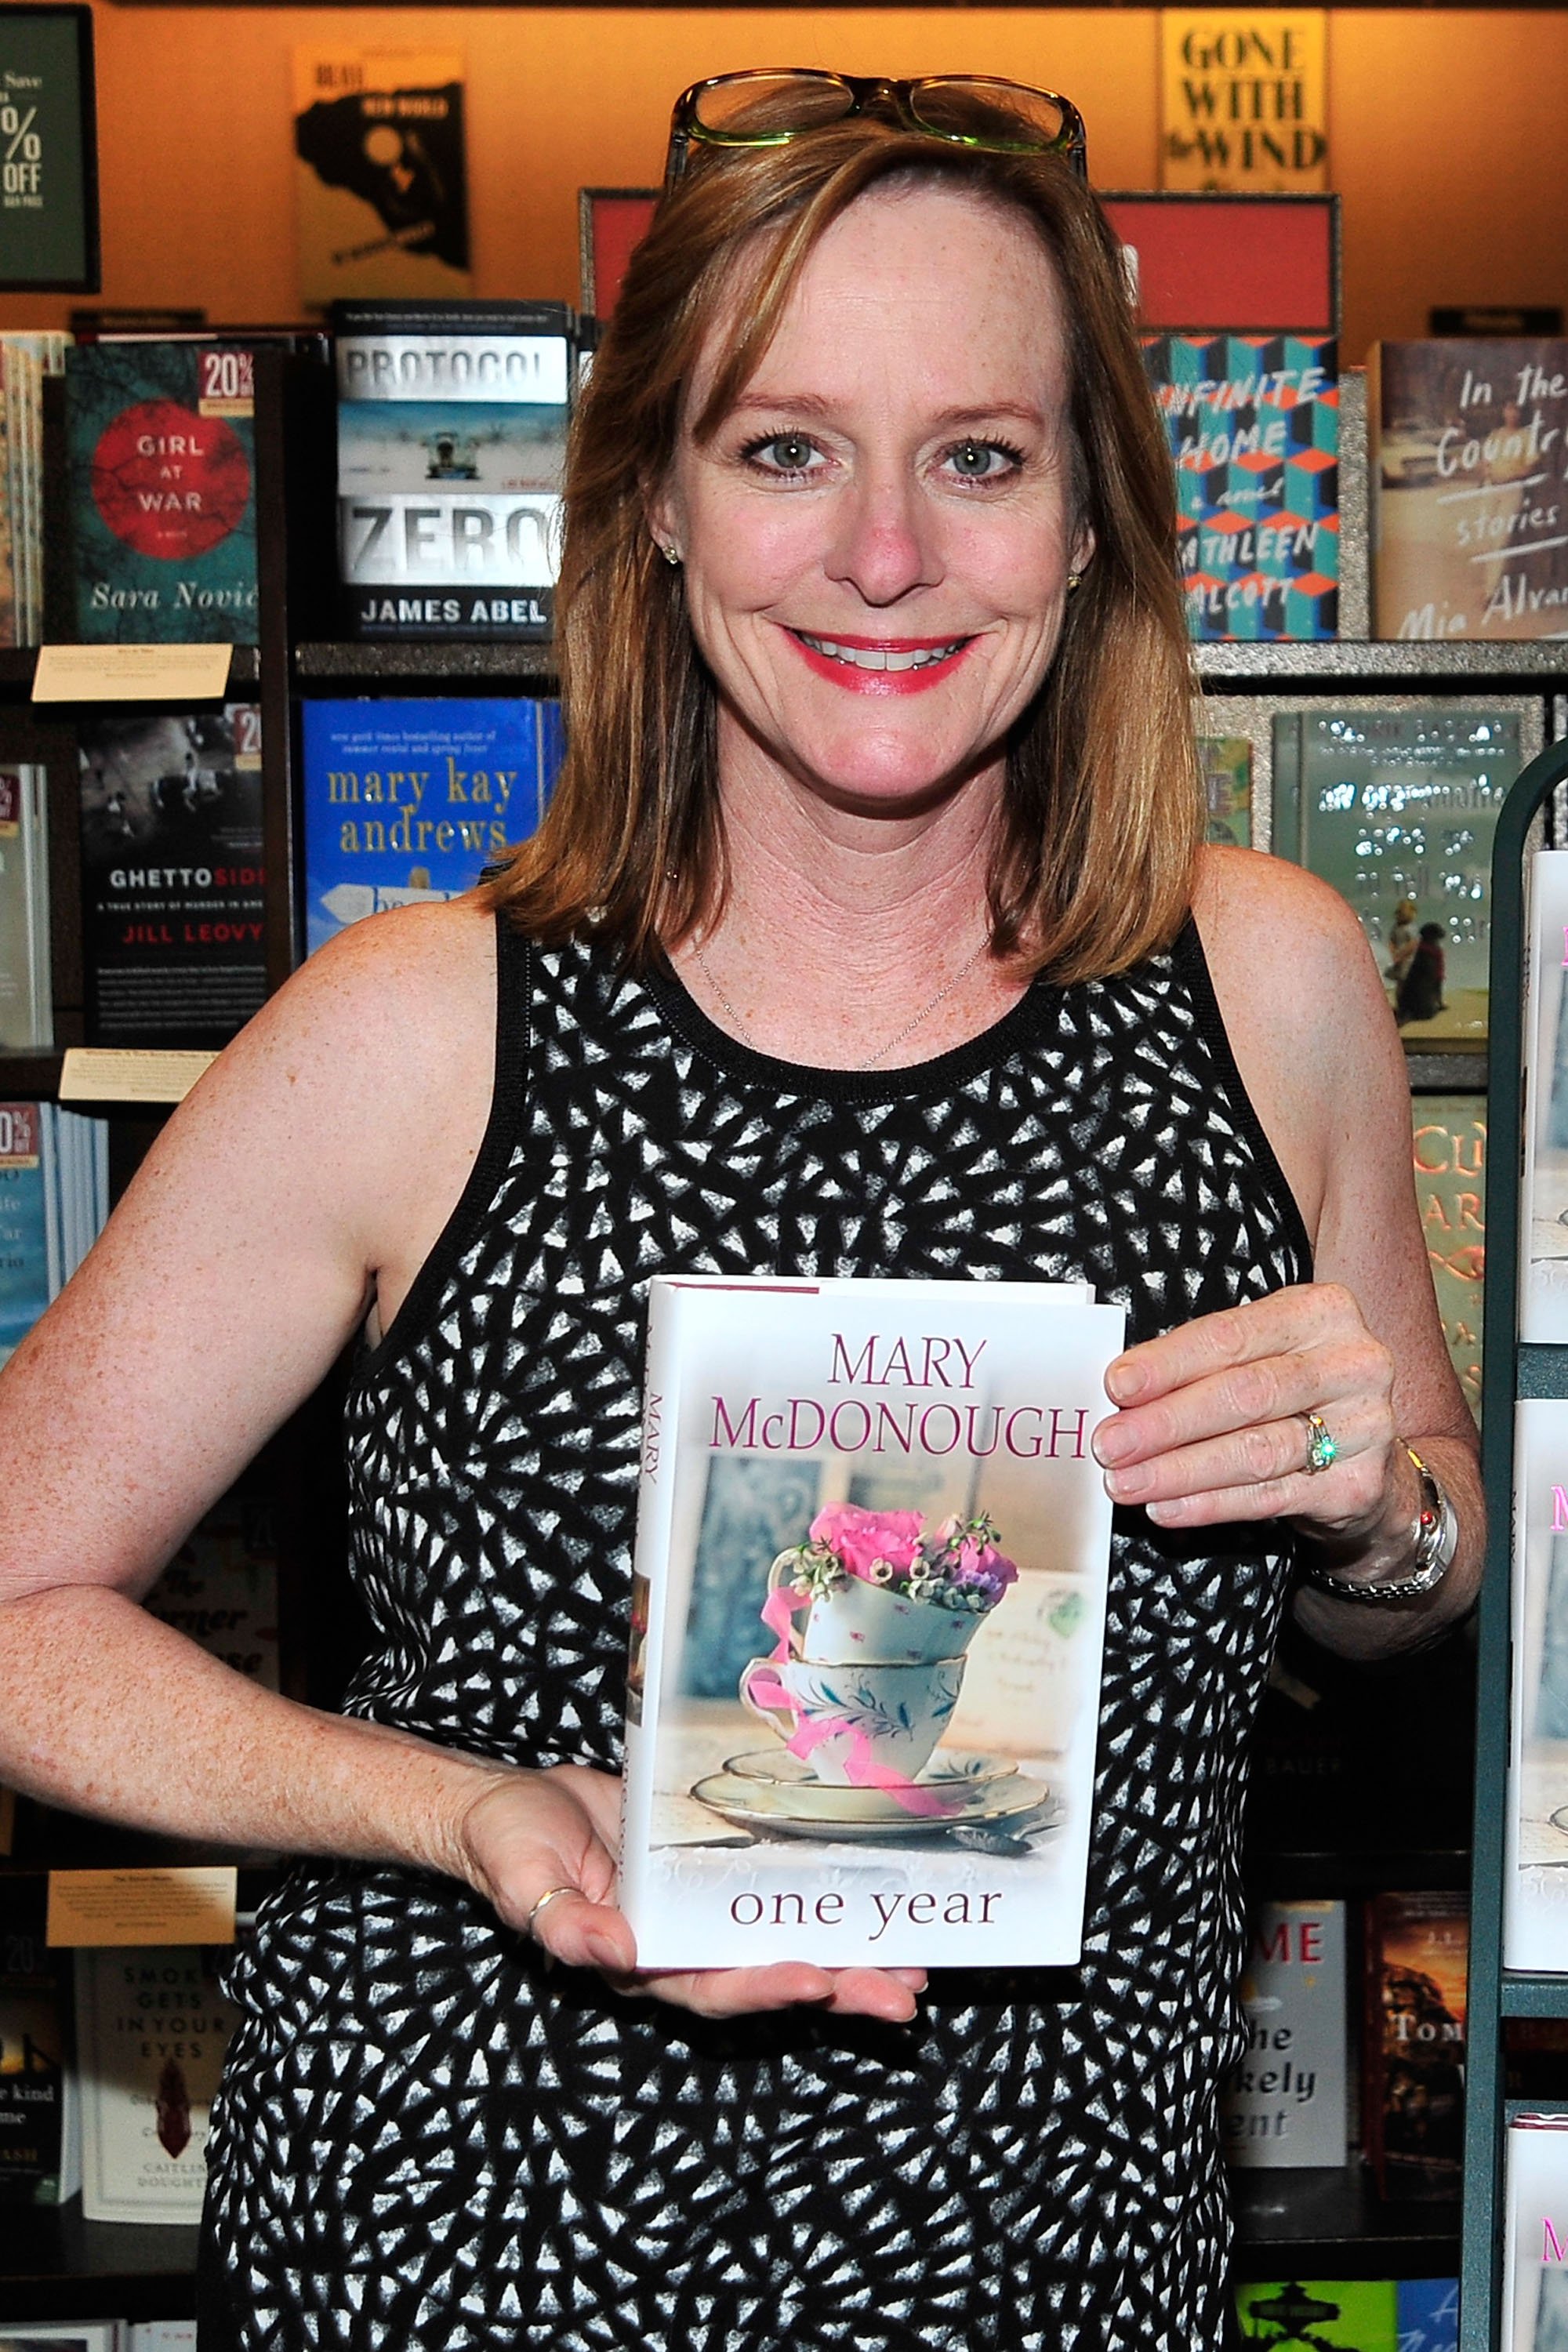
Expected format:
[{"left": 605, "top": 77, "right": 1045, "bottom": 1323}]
[
  {"left": 1089, "top": 848, "right": 1483, "bottom": 1661},
  {"left": 0, "top": 901, "right": 918, "bottom": 2019}
]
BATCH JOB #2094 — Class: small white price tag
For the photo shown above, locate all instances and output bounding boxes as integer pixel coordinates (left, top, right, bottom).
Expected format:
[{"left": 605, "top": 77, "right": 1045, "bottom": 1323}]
[
  {"left": 59, "top": 1047, "right": 219, "bottom": 1105},
  {"left": 47, "top": 1864, "right": 238, "bottom": 1946},
  {"left": 32, "top": 644, "right": 233, "bottom": 702}
]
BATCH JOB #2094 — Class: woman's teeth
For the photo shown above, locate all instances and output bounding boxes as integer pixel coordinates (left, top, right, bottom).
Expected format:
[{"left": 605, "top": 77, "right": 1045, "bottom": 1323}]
[{"left": 795, "top": 633, "right": 967, "bottom": 673}]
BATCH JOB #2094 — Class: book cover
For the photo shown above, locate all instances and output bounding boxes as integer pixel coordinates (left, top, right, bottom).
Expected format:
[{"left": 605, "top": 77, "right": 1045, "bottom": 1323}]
[
  {"left": 1272, "top": 703, "right": 1520, "bottom": 1046},
  {"left": 143, "top": 1486, "right": 279, "bottom": 1691},
  {"left": 76, "top": 1947, "right": 236, "bottom": 2223},
  {"left": 1362, "top": 1890, "right": 1467, "bottom": 2201},
  {"left": 0, "top": 1885, "right": 78, "bottom": 2206},
  {"left": 294, "top": 50, "right": 470, "bottom": 310},
  {"left": 620, "top": 1273, "right": 1123, "bottom": 1969},
  {"left": 1198, "top": 733, "right": 1253, "bottom": 846},
  {"left": 1412, "top": 1095, "right": 1485, "bottom": 1420},
  {"left": 1396, "top": 2278, "right": 1459, "bottom": 2352},
  {"left": 0, "top": 764, "right": 50, "bottom": 1050},
  {"left": 0, "top": 1103, "right": 56, "bottom": 1370},
  {"left": 1503, "top": 2113, "right": 1568, "bottom": 2350},
  {"left": 128, "top": 2330, "right": 196, "bottom": 2351},
  {"left": 1222, "top": 1898, "right": 1347, "bottom": 2168},
  {"left": 1507, "top": 1399, "right": 1568, "bottom": 1967},
  {"left": 1234, "top": 2281, "right": 1397, "bottom": 2348},
  {"left": 1523, "top": 855, "right": 1568, "bottom": 1343},
  {"left": 64, "top": 343, "right": 259, "bottom": 644},
  {"left": 1142, "top": 332, "right": 1338, "bottom": 641},
  {"left": 0, "top": 2331, "right": 122, "bottom": 2350},
  {"left": 300, "top": 695, "right": 564, "bottom": 953},
  {"left": 334, "top": 301, "right": 569, "bottom": 640},
  {"left": 78, "top": 704, "right": 265, "bottom": 1047},
  {"left": 1370, "top": 339, "right": 1568, "bottom": 641}
]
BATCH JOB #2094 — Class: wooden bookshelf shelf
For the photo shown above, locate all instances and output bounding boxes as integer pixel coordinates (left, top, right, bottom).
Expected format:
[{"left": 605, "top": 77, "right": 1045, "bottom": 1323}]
[
  {"left": 1231, "top": 2166, "right": 1459, "bottom": 2281},
  {"left": 0, "top": 1051, "right": 65, "bottom": 1098},
  {"left": 1196, "top": 641, "right": 1568, "bottom": 686},
  {"left": 0, "top": 2201, "right": 198, "bottom": 2325},
  {"left": 294, "top": 641, "right": 558, "bottom": 686}
]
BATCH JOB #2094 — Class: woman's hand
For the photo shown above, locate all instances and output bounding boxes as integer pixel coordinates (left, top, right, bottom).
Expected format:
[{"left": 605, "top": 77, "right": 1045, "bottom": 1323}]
[
  {"left": 452, "top": 1763, "right": 925, "bottom": 2022},
  {"left": 1090, "top": 1282, "right": 1411, "bottom": 1547}
]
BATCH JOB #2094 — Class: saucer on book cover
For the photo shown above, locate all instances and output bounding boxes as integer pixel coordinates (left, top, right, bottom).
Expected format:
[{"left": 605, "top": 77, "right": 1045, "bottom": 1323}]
[{"left": 691, "top": 1751, "right": 1051, "bottom": 1840}]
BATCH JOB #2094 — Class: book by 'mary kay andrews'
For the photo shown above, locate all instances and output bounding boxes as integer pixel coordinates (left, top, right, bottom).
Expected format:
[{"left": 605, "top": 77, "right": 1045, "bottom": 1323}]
[{"left": 619, "top": 1274, "right": 1123, "bottom": 1969}]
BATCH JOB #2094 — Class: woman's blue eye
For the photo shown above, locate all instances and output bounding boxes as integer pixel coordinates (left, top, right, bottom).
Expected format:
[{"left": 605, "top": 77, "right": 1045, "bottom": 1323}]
[
  {"left": 949, "top": 441, "right": 1009, "bottom": 478},
  {"left": 757, "top": 435, "right": 815, "bottom": 470}
]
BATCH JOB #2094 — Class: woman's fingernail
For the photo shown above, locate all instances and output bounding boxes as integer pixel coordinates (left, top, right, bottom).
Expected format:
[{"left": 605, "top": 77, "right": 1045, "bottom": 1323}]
[
  {"left": 1093, "top": 1422, "right": 1131, "bottom": 1466},
  {"left": 1146, "top": 1498, "right": 1185, "bottom": 1526},
  {"left": 1106, "top": 1463, "right": 1149, "bottom": 1500},
  {"left": 586, "top": 1932, "right": 625, "bottom": 1970},
  {"left": 1107, "top": 1360, "right": 1145, "bottom": 1403}
]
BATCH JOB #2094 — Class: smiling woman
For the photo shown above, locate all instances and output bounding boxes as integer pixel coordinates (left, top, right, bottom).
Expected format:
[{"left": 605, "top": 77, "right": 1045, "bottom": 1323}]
[{"left": 0, "top": 67, "right": 1481, "bottom": 2352}]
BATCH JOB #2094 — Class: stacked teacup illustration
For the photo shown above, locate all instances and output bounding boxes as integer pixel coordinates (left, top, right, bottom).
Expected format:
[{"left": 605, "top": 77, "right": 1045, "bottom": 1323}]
[{"left": 739, "top": 1503, "right": 1018, "bottom": 1796}]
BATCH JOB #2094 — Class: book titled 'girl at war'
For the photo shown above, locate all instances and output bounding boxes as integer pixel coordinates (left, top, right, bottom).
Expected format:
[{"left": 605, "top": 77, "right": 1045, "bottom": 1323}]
[{"left": 619, "top": 1275, "right": 1123, "bottom": 1969}]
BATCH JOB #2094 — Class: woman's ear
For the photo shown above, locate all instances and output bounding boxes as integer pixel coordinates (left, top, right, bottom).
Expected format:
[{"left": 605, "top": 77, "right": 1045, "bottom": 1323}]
[{"left": 643, "top": 480, "right": 684, "bottom": 569}]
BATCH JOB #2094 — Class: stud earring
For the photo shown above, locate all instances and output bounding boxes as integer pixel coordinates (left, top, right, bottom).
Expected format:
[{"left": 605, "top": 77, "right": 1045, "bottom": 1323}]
[
  {"left": 662, "top": 544, "right": 682, "bottom": 567},
  {"left": 1066, "top": 571, "right": 1083, "bottom": 594}
]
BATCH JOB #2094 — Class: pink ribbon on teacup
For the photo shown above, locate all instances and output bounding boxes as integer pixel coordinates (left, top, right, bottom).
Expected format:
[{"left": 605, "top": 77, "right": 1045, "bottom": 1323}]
[{"left": 743, "top": 1664, "right": 952, "bottom": 1819}]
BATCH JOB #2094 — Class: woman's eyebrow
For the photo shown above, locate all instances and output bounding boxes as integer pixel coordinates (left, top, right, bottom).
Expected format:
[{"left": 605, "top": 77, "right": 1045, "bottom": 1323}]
[{"left": 724, "top": 392, "right": 1049, "bottom": 430}]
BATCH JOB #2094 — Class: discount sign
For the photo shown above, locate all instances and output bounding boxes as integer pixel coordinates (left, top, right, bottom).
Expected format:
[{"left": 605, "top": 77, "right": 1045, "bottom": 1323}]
[{"left": 0, "top": 6, "right": 97, "bottom": 291}]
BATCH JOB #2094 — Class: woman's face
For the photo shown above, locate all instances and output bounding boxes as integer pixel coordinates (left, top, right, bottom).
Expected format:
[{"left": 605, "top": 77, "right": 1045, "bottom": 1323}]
[{"left": 651, "top": 180, "right": 1094, "bottom": 820}]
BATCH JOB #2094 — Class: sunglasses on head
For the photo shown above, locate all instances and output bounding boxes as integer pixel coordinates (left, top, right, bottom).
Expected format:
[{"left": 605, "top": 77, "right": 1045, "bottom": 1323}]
[{"left": 663, "top": 70, "right": 1089, "bottom": 194}]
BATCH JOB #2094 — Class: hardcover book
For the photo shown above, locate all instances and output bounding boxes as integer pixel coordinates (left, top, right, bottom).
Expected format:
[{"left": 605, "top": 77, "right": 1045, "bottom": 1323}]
[
  {"left": 619, "top": 1273, "right": 1123, "bottom": 1969},
  {"left": 1503, "top": 2113, "right": 1568, "bottom": 2350},
  {"left": 1362, "top": 1889, "right": 1468, "bottom": 2200},
  {"left": 78, "top": 704, "right": 265, "bottom": 1047},
  {"left": 1222, "top": 1898, "right": 1347, "bottom": 2168},
  {"left": 0, "top": 764, "right": 51, "bottom": 1050},
  {"left": 64, "top": 343, "right": 259, "bottom": 644},
  {"left": 0, "top": 1102, "right": 108, "bottom": 1367},
  {"left": 1396, "top": 2278, "right": 1459, "bottom": 2352},
  {"left": 143, "top": 1486, "right": 280, "bottom": 1691},
  {"left": 300, "top": 695, "right": 564, "bottom": 953},
  {"left": 0, "top": 2330, "right": 122, "bottom": 2350},
  {"left": 1142, "top": 332, "right": 1338, "bottom": 641},
  {"left": 294, "top": 49, "right": 471, "bottom": 309},
  {"left": 333, "top": 300, "right": 570, "bottom": 641},
  {"left": 1370, "top": 339, "right": 1568, "bottom": 641},
  {"left": 1412, "top": 1095, "right": 1485, "bottom": 1421},
  {"left": 1507, "top": 1399, "right": 1568, "bottom": 1967},
  {"left": 0, "top": 1884, "right": 79, "bottom": 2206},
  {"left": 1233, "top": 2281, "right": 1396, "bottom": 2349},
  {"left": 1272, "top": 702, "right": 1523, "bottom": 1046},
  {"left": 76, "top": 1947, "right": 236, "bottom": 2223},
  {"left": 1523, "top": 855, "right": 1568, "bottom": 1344}
]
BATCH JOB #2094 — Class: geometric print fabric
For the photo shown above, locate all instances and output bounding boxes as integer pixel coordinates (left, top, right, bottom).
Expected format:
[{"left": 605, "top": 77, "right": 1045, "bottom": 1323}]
[{"left": 202, "top": 916, "right": 1312, "bottom": 2350}]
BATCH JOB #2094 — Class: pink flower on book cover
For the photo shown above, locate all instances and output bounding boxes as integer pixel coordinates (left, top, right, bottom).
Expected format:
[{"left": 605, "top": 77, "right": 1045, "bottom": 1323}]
[{"left": 773, "top": 1502, "right": 1018, "bottom": 1614}]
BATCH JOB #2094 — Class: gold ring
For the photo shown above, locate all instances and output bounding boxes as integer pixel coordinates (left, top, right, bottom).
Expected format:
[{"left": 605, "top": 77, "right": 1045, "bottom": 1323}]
[
  {"left": 1301, "top": 1410, "right": 1338, "bottom": 1475},
  {"left": 525, "top": 1884, "right": 577, "bottom": 1936}
]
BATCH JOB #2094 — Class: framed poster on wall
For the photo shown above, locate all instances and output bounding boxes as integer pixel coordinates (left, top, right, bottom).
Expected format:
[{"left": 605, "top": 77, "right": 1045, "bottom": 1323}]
[{"left": 0, "top": 4, "right": 98, "bottom": 293}]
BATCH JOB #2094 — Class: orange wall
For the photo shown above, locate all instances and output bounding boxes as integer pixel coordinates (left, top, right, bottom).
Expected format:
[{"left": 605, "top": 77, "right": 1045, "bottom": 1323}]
[{"left": 3, "top": 5, "right": 1566, "bottom": 361}]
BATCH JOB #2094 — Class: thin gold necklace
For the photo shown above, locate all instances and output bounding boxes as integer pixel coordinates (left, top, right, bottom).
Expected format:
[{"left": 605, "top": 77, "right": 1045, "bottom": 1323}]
[{"left": 690, "top": 935, "right": 992, "bottom": 1070}]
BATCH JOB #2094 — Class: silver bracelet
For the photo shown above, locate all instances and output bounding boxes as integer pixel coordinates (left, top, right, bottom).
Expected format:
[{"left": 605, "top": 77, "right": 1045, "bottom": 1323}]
[{"left": 1305, "top": 1446, "right": 1460, "bottom": 1604}]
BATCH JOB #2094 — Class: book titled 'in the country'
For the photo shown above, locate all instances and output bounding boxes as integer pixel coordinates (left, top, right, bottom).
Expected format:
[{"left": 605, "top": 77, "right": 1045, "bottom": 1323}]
[
  {"left": 619, "top": 1275, "right": 1122, "bottom": 1969},
  {"left": 1143, "top": 332, "right": 1339, "bottom": 641}
]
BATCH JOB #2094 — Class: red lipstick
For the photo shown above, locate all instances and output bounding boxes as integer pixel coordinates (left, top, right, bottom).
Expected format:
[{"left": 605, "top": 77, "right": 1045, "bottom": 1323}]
[{"left": 785, "top": 628, "right": 975, "bottom": 697}]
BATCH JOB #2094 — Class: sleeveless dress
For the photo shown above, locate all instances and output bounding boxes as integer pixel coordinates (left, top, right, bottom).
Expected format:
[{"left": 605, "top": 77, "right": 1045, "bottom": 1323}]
[{"left": 201, "top": 915, "right": 1311, "bottom": 2352}]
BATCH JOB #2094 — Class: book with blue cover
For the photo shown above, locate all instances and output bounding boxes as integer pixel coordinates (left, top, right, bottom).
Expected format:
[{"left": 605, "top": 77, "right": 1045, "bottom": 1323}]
[
  {"left": 0, "top": 1102, "right": 107, "bottom": 1369},
  {"left": 1143, "top": 332, "right": 1339, "bottom": 641},
  {"left": 301, "top": 696, "right": 563, "bottom": 953}
]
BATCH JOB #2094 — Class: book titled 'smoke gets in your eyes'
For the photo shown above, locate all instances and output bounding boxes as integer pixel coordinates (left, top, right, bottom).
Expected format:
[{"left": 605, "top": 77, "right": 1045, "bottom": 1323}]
[{"left": 619, "top": 1276, "right": 1123, "bottom": 1969}]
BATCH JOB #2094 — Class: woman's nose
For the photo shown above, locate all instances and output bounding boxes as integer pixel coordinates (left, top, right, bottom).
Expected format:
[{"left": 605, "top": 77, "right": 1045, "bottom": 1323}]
[{"left": 822, "top": 470, "right": 942, "bottom": 607}]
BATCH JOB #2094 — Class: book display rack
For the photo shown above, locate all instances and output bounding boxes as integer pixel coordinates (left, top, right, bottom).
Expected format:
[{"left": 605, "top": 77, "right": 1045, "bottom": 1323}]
[{"left": 0, "top": 276, "right": 1564, "bottom": 2352}]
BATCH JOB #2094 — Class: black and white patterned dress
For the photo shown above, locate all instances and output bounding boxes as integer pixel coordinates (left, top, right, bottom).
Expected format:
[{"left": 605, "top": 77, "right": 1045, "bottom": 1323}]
[{"left": 201, "top": 915, "right": 1310, "bottom": 2351}]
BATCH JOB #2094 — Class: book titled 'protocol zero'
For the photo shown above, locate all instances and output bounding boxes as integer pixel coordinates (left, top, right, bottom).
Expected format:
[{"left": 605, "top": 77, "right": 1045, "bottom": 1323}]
[{"left": 619, "top": 1275, "right": 1123, "bottom": 1970}]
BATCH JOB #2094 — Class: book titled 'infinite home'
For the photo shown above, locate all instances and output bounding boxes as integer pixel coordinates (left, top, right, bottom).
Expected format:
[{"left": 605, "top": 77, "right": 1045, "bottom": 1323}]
[
  {"left": 619, "top": 1275, "right": 1122, "bottom": 1969},
  {"left": 1143, "top": 332, "right": 1339, "bottom": 641}
]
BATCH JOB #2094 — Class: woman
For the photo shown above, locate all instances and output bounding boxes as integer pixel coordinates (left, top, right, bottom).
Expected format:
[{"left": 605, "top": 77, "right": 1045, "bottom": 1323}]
[{"left": 0, "top": 74, "right": 1479, "bottom": 2351}]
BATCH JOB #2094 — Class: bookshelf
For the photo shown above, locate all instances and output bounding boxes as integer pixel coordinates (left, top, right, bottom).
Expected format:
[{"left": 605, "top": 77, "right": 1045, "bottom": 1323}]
[{"left": 2, "top": 358, "right": 1565, "bottom": 2327}]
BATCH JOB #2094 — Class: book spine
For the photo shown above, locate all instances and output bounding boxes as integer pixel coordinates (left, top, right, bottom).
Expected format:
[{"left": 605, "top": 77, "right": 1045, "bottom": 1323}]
[{"left": 617, "top": 1277, "right": 686, "bottom": 1949}]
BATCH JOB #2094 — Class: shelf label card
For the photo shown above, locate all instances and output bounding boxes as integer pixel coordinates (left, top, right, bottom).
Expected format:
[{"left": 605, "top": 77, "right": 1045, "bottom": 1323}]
[
  {"left": 59, "top": 1047, "right": 219, "bottom": 1104},
  {"left": 32, "top": 644, "right": 233, "bottom": 702},
  {"left": 47, "top": 1864, "right": 239, "bottom": 1946}
]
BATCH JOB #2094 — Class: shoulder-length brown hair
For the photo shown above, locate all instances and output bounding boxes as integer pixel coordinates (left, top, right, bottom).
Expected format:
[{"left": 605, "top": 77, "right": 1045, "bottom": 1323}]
[{"left": 485, "top": 115, "right": 1202, "bottom": 982}]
